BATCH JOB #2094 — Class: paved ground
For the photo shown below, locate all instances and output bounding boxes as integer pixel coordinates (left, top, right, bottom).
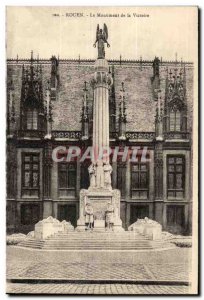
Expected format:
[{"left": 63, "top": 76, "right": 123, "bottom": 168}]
[
  {"left": 6, "top": 246, "right": 193, "bottom": 294},
  {"left": 7, "top": 283, "right": 191, "bottom": 294}
]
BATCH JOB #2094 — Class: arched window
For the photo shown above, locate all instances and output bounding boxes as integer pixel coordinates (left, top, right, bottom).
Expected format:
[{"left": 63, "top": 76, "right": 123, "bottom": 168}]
[
  {"left": 169, "top": 106, "right": 181, "bottom": 132},
  {"left": 26, "top": 108, "right": 38, "bottom": 130}
]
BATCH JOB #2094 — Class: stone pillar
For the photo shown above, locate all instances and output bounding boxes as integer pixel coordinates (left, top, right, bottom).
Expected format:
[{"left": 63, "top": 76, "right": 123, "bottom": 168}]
[
  {"left": 154, "top": 93, "right": 164, "bottom": 222},
  {"left": 112, "top": 161, "right": 117, "bottom": 189},
  {"left": 119, "top": 82, "right": 127, "bottom": 140},
  {"left": 43, "top": 142, "right": 53, "bottom": 218},
  {"left": 91, "top": 59, "right": 112, "bottom": 162},
  {"left": 126, "top": 160, "right": 131, "bottom": 199},
  {"left": 154, "top": 143, "right": 163, "bottom": 200},
  {"left": 45, "top": 87, "right": 52, "bottom": 139},
  {"left": 81, "top": 81, "right": 89, "bottom": 141},
  {"left": 76, "top": 156, "right": 80, "bottom": 198}
]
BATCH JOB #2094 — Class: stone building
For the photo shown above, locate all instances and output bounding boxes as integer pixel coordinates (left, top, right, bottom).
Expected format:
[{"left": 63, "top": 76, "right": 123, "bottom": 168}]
[{"left": 6, "top": 52, "right": 193, "bottom": 235}]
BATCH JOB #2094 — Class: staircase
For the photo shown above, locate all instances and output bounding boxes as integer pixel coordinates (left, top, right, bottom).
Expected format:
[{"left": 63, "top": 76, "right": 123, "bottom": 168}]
[{"left": 18, "top": 231, "right": 175, "bottom": 250}]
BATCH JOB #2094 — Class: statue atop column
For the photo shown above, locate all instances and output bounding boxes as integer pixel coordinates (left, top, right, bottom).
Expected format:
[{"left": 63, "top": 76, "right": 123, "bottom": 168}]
[{"left": 93, "top": 24, "right": 110, "bottom": 59}]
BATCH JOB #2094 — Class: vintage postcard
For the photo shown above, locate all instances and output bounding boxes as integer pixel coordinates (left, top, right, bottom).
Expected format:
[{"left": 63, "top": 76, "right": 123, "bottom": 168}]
[{"left": 6, "top": 6, "right": 198, "bottom": 295}]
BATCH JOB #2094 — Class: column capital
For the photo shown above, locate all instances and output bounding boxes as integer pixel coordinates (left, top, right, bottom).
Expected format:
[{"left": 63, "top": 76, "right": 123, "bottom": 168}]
[{"left": 90, "top": 59, "right": 113, "bottom": 89}]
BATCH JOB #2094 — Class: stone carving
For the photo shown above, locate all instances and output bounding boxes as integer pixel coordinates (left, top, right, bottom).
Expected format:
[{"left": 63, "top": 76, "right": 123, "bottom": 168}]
[
  {"left": 96, "top": 160, "right": 105, "bottom": 188},
  {"left": 27, "top": 231, "right": 35, "bottom": 238},
  {"left": 92, "top": 71, "right": 113, "bottom": 87},
  {"left": 93, "top": 24, "right": 110, "bottom": 59},
  {"left": 88, "top": 163, "right": 96, "bottom": 187},
  {"left": 103, "top": 162, "right": 112, "bottom": 190},
  {"left": 126, "top": 131, "right": 155, "bottom": 140},
  {"left": 105, "top": 202, "right": 114, "bottom": 230},
  {"left": 84, "top": 203, "right": 94, "bottom": 230},
  {"left": 88, "top": 161, "right": 113, "bottom": 191},
  {"left": 61, "top": 220, "right": 74, "bottom": 232},
  {"left": 34, "top": 216, "right": 75, "bottom": 239},
  {"left": 95, "top": 211, "right": 104, "bottom": 220},
  {"left": 35, "top": 216, "right": 63, "bottom": 240},
  {"left": 128, "top": 217, "right": 162, "bottom": 240},
  {"left": 52, "top": 131, "right": 82, "bottom": 139}
]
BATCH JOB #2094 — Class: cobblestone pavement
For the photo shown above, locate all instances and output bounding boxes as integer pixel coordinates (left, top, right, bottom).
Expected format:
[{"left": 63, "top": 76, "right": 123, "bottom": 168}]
[
  {"left": 7, "top": 283, "right": 191, "bottom": 294},
  {"left": 7, "top": 261, "right": 191, "bottom": 282},
  {"left": 6, "top": 246, "right": 192, "bottom": 294}
]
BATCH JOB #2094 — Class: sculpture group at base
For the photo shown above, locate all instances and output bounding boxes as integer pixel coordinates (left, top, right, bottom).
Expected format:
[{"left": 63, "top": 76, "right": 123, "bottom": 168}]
[
  {"left": 84, "top": 201, "right": 115, "bottom": 231},
  {"left": 88, "top": 161, "right": 112, "bottom": 190}
]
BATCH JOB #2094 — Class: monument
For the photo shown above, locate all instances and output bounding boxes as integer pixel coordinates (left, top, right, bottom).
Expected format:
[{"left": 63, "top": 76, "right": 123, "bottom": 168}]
[{"left": 77, "top": 24, "right": 123, "bottom": 231}]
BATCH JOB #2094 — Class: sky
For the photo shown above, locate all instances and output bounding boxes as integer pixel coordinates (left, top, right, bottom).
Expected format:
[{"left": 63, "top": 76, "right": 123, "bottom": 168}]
[{"left": 6, "top": 6, "right": 198, "bottom": 61}]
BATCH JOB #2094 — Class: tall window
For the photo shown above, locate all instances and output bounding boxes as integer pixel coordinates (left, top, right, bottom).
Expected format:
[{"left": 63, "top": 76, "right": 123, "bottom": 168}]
[
  {"left": 131, "top": 160, "right": 149, "bottom": 199},
  {"left": 58, "top": 162, "right": 76, "bottom": 197},
  {"left": 22, "top": 153, "right": 40, "bottom": 197},
  {"left": 117, "top": 163, "right": 126, "bottom": 198},
  {"left": 26, "top": 108, "right": 38, "bottom": 130},
  {"left": 167, "top": 156, "right": 185, "bottom": 198},
  {"left": 170, "top": 108, "right": 181, "bottom": 131}
]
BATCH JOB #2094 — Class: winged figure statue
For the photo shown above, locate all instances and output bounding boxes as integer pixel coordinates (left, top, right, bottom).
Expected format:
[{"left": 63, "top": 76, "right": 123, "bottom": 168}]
[{"left": 93, "top": 24, "right": 110, "bottom": 59}]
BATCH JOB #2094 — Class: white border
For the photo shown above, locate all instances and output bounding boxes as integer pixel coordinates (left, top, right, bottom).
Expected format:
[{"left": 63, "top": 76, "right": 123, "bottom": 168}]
[{"left": 1, "top": 1, "right": 202, "bottom": 299}]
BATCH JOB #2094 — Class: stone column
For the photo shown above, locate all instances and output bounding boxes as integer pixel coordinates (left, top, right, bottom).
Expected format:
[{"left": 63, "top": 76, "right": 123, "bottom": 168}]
[
  {"left": 77, "top": 59, "right": 123, "bottom": 231},
  {"left": 45, "top": 87, "right": 52, "bottom": 139},
  {"left": 43, "top": 142, "right": 53, "bottom": 218},
  {"left": 91, "top": 59, "right": 112, "bottom": 163}
]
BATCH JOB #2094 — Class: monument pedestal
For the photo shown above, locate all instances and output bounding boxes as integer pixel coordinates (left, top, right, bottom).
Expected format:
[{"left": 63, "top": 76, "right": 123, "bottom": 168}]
[
  {"left": 76, "top": 188, "right": 124, "bottom": 232},
  {"left": 77, "top": 55, "right": 124, "bottom": 232}
]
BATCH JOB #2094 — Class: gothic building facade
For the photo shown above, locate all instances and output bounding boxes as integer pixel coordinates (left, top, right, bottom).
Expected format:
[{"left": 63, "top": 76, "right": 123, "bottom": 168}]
[{"left": 6, "top": 53, "right": 193, "bottom": 234}]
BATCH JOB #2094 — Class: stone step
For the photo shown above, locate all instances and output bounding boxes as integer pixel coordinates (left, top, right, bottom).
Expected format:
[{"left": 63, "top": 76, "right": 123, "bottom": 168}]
[
  {"left": 44, "top": 238, "right": 150, "bottom": 242},
  {"left": 18, "top": 239, "right": 173, "bottom": 250},
  {"left": 54, "top": 232, "right": 144, "bottom": 235},
  {"left": 18, "top": 243, "right": 173, "bottom": 250},
  {"left": 47, "top": 234, "right": 149, "bottom": 240},
  {"left": 49, "top": 233, "right": 148, "bottom": 240},
  {"left": 17, "top": 231, "right": 174, "bottom": 251},
  {"left": 44, "top": 241, "right": 150, "bottom": 245}
]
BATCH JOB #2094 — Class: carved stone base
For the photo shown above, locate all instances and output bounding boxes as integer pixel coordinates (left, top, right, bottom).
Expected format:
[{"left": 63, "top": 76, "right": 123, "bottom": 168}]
[{"left": 76, "top": 188, "right": 124, "bottom": 232}]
